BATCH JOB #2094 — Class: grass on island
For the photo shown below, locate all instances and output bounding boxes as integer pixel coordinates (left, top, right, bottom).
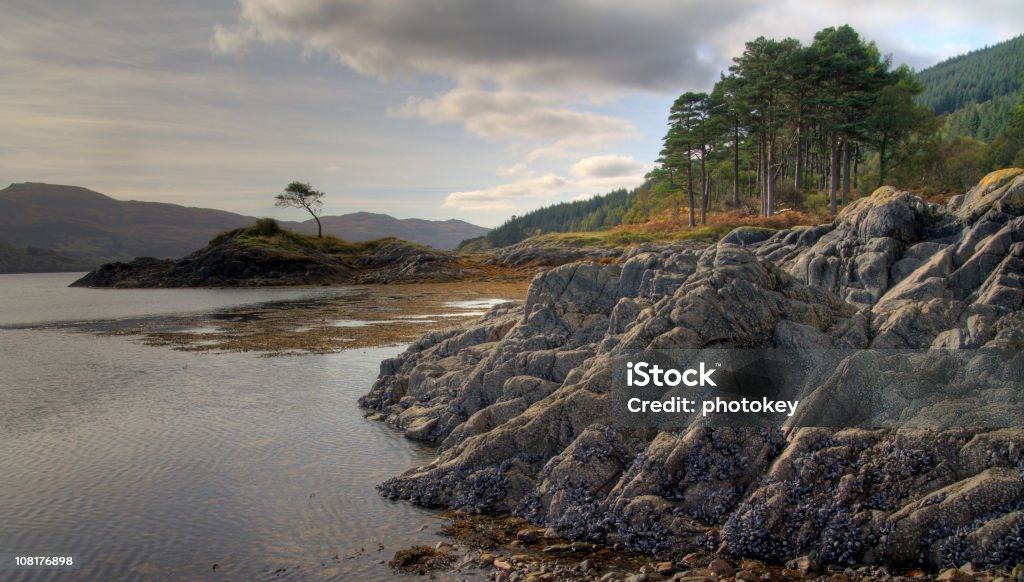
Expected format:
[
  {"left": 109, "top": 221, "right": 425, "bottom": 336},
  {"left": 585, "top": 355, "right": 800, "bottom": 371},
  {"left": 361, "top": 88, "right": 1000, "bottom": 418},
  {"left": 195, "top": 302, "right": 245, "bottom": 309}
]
[{"left": 209, "top": 218, "right": 426, "bottom": 259}]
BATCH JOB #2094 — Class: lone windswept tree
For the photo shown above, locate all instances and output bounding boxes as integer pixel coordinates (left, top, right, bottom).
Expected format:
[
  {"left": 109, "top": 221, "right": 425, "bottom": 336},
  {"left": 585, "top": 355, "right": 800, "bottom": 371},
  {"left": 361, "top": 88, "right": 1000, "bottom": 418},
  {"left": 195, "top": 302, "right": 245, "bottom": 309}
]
[{"left": 275, "top": 181, "right": 324, "bottom": 237}]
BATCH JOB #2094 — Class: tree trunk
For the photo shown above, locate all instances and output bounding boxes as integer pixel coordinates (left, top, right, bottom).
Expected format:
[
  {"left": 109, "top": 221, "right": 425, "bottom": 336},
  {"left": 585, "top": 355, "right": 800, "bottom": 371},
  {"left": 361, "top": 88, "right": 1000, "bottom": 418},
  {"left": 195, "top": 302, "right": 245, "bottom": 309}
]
[
  {"left": 853, "top": 144, "right": 859, "bottom": 190},
  {"left": 841, "top": 140, "right": 851, "bottom": 205},
  {"left": 757, "top": 135, "right": 765, "bottom": 216},
  {"left": 687, "top": 146, "right": 695, "bottom": 228},
  {"left": 794, "top": 122, "right": 803, "bottom": 191},
  {"left": 766, "top": 138, "right": 775, "bottom": 217},
  {"left": 699, "top": 147, "right": 707, "bottom": 225},
  {"left": 829, "top": 136, "right": 842, "bottom": 214},
  {"left": 732, "top": 125, "right": 740, "bottom": 209},
  {"left": 878, "top": 137, "right": 889, "bottom": 188},
  {"left": 305, "top": 206, "right": 323, "bottom": 238}
]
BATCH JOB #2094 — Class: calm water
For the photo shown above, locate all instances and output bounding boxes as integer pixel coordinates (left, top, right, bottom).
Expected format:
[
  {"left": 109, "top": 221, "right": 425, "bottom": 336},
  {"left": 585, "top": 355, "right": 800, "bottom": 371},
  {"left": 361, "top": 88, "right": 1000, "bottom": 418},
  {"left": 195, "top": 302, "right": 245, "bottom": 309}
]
[
  {"left": 0, "top": 273, "right": 460, "bottom": 580},
  {"left": 0, "top": 272, "right": 353, "bottom": 327}
]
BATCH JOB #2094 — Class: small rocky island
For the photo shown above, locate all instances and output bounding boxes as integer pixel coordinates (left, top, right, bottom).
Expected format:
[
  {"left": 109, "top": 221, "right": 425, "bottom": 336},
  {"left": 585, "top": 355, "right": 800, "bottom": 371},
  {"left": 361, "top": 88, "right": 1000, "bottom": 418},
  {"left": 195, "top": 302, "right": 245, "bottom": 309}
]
[
  {"left": 71, "top": 219, "right": 493, "bottom": 287},
  {"left": 362, "top": 169, "right": 1024, "bottom": 577},
  {"left": 70, "top": 218, "right": 621, "bottom": 288}
]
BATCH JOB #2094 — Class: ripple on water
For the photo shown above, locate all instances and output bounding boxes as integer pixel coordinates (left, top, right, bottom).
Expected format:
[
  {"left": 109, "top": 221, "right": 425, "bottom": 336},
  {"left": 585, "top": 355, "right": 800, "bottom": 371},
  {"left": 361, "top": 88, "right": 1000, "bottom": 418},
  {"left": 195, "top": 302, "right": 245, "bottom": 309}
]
[{"left": 0, "top": 330, "right": 452, "bottom": 581}]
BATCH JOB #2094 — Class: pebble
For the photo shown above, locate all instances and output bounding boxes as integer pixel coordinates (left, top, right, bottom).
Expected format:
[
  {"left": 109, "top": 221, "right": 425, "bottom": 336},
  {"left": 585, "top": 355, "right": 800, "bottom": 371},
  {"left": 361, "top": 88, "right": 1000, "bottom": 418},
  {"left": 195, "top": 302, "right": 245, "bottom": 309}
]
[
  {"left": 937, "top": 568, "right": 973, "bottom": 582},
  {"left": 681, "top": 553, "right": 704, "bottom": 567},
  {"left": 708, "top": 558, "right": 734, "bottom": 576},
  {"left": 740, "top": 559, "right": 765, "bottom": 572},
  {"left": 655, "top": 561, "right": 675, "bottom": 575},
  {"left": 517, "top": 529, "right": 539, "bottom": 544},
  {"left": 785, "top": 555, "right": 816, "bottom": 574}
]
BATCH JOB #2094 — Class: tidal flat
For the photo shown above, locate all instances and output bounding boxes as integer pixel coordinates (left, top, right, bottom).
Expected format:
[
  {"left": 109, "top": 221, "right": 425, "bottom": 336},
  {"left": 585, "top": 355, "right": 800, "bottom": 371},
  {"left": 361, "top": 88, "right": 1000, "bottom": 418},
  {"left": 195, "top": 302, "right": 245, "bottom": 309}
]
[{"left": 39, "top": 280, "right": 531, "bottom": 356}]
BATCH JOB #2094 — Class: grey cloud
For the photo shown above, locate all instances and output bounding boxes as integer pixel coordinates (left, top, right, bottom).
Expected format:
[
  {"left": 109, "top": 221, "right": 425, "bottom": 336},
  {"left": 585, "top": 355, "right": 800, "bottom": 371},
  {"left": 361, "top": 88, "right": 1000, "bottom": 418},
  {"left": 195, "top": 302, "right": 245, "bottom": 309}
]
[
  {"left": 215, "top": 0, "right": 1024, "bottom": 95},
  {"left": 213, "top": 0, "right": 734, "bottom": 92}
]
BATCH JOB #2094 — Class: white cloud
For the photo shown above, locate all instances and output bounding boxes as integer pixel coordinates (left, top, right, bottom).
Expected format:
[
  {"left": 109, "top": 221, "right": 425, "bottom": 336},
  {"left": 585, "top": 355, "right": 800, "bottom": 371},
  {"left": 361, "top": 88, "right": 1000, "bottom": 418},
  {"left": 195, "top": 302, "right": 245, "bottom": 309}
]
[
  {"left": 444, "top": 173, "right": 568, "bottom": 211},
  {"left": 570, "top": 155, "right": 649, "bottom": 179},
  {"left": 443, "top": 158, "right": 648, "bottom": 212},
  {"left": 391, "top": 88, "right": 637, "bottom": 148},
  {"left": 497, "top": 163, "right": 532, "bottom": 178},
  {"left": 211, "top": 23, "right": 258, "bottom": 56}
]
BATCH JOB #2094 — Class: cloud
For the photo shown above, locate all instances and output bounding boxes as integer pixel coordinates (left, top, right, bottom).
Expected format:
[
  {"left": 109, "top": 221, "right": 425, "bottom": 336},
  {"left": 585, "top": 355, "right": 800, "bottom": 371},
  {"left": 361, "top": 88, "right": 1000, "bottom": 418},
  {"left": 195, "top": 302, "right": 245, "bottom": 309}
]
[
  {"left": 443, "top": 158, "right": 648, "bottom": 212},
  {"left": 213, "top": 0, "right": 1024, "bottom": 95},
  {"left": 444, "top": 173, "right": 568, "bottom": 211},
  {"left": 210, "top": 0, "right": 729, "bottom": 93},
  {"left": 390, "top": 87, "right": 639, "bottom": 163},
  {"left": 570, "top": 155, "right": 648, "bottom": 179},
  {"left": 391, "top": 88, "right": 636, "bottom": 143}
]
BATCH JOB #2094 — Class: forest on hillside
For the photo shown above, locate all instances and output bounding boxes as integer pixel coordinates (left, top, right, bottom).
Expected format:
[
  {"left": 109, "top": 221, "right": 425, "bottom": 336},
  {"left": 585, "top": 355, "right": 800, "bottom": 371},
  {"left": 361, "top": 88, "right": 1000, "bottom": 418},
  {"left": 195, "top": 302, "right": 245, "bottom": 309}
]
[
  {"left": 918, "top": 35, "right": 1023, "bottom": 114},
  {"left": 468, "top": 29, "right": 1024, "bottom": 249},
  {"left": 459, "top": 189, "right": 634, "bottom": 249},
  {"left": 646, "top": 25, "right": 1024, "bottom": 227}
]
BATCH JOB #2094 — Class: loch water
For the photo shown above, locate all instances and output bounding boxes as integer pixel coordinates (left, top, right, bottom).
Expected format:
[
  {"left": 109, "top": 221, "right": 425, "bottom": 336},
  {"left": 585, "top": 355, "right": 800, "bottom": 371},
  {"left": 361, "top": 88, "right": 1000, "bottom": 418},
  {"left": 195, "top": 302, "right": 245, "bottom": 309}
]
[{"left": 0, "top": 273, "right": 457, "bottom": 580}]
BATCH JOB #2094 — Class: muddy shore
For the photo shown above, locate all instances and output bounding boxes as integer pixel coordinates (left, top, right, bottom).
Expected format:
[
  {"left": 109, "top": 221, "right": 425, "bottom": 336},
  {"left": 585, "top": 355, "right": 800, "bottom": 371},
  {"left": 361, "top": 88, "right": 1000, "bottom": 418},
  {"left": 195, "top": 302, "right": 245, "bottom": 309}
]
[{"left": 42, "top": 280, "right": 531, "bottom": 356}]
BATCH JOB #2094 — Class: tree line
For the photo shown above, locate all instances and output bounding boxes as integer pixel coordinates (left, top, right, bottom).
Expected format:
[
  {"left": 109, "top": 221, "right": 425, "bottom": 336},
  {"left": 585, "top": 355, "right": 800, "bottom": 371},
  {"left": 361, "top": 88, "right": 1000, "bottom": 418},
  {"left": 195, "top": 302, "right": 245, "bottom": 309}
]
[
  {"left": 651, "top": 24, "right": 1019, "bottom": 222},
  {"left": 651, "top": 25, "right": 940, "bottom": 224},
  {"left": 458, "top": 189, "right": 634, "bottom": 249}
]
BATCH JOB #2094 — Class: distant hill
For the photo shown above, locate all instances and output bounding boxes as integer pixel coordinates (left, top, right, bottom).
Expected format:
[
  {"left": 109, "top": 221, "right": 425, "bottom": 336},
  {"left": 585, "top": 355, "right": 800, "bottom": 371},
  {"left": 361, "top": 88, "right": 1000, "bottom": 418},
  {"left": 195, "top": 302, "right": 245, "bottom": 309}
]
[
  {"left": 459, "top": 188, "right": 635, "bottom": 250},
  {"left": 0, "top": 241, "right": 96, "bottom": 273},
  {"left": 290, "top": 212, "right": 488, "bottom": 250},
  {"left": 916, "top": 35, "right": 1024, "bottom": 140},
  {"left": 0, "top": 183, "right": 254, "bottom": 265},
  {"left": 0, "top": 183, "right": 488, "bottom": 273}
]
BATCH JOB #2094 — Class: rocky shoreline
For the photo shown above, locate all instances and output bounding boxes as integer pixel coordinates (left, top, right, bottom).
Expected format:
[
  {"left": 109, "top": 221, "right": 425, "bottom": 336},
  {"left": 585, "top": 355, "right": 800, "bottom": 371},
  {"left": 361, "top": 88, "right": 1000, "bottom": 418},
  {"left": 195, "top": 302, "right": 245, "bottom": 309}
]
[
  {"left": 392, "top": 512, "right": 1020, "bottom": 581},
  {"left": 68, "top": 228, "right": 624, "bottom": 289},
  {"left": 363, "top": 169, "right": 1024, "bottom": 577}
]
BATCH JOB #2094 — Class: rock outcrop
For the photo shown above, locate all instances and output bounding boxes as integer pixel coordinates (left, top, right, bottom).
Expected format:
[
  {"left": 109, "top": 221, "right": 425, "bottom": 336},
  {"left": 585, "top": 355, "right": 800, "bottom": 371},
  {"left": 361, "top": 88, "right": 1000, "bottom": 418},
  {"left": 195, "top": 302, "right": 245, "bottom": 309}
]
[
  {"left": 72, "top": 236, "right": 480, "bottom": 287},
  {"left": 360, "top": 170, "right": 1024, "bottom": 570}
]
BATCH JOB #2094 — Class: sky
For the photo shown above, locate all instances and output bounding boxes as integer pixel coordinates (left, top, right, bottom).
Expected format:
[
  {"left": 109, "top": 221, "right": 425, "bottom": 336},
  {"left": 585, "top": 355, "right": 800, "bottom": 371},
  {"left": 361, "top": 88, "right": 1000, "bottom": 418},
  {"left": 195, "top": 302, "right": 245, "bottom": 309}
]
[{"left": 1, "top": 1, "right": 1022, "bottom": 227}]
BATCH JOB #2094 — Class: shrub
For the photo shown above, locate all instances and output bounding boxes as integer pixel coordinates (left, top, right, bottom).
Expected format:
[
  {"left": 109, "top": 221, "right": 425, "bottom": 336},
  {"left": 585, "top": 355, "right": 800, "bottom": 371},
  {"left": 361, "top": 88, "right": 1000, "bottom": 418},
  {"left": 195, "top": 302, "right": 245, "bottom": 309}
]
[{"left": 252, "top": 217, "right": 281, "bottom": 236}]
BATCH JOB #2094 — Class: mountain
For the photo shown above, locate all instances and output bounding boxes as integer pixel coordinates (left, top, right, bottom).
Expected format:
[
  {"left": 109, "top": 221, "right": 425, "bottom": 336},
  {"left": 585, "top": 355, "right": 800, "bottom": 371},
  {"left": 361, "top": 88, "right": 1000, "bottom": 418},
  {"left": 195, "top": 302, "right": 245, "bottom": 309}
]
[
  {"left": 290, "top": 212, "right": 489, "bottom": 250},
  {"left": 0, "top": 183, "right": 255, "bottom": 264},
  {"left": 0, "top": 183, "right": 488, "bottom": 272},
  {"left": 916, "top": 35, "right": 1024, "bottom": 140}
]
